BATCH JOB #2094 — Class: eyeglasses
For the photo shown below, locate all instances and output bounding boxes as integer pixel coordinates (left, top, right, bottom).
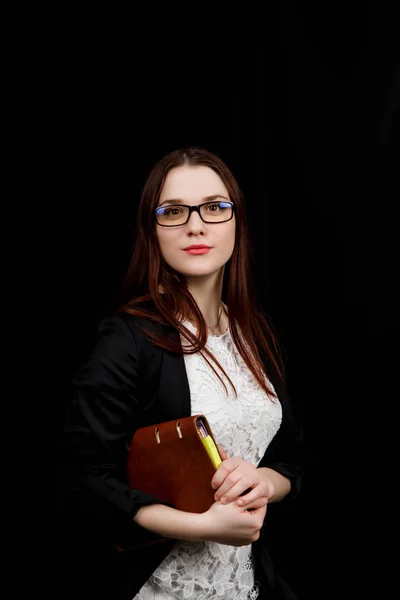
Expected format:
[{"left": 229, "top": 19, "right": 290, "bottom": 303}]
[{"left": 155, "top": 201, "right": 235, "bottom": 227}]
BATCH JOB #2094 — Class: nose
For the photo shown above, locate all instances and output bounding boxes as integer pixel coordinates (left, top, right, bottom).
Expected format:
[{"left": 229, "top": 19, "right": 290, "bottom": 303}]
[{"left": 186, "top": 209, "right": 205, "bottom": 235}]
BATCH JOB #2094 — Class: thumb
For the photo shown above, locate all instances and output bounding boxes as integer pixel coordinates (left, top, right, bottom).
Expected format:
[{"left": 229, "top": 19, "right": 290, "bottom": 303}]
[{"left": 217, "top": 444, "right": 228, "bottom": 461}]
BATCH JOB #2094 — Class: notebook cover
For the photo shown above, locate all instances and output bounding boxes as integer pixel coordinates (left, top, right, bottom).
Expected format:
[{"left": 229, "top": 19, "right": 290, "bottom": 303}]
[{"left": 127, "top": 414, "right": 221, "bottom": 514}]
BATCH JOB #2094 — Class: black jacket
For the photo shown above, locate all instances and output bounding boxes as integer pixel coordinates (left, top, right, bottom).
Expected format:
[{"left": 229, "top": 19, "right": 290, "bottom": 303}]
[{"left": 57, "top": 312, "right": 304, "bottom": 600}]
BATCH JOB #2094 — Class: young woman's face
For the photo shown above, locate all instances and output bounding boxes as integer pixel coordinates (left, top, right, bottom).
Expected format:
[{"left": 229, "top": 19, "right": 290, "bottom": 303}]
[{"left": 156, "top": 165, "right": 236, "bottom": 280}]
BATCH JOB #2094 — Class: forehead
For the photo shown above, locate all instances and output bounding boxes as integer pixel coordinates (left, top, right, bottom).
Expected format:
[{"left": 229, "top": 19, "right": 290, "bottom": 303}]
[{"left": 159, "top": 166, "right": 228, "bottom": 203}]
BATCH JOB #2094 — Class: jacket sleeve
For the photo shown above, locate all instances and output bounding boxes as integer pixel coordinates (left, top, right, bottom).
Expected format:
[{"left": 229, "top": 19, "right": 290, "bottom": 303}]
[
  {"left": 257, "top": 376, "right": 305, "bottom": 505},
  {"left": 57, "top": 314, "right": 169, "bottom": 548}
]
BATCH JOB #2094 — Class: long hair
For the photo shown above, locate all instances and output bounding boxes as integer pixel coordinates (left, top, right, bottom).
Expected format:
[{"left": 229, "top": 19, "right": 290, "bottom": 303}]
[{"left": 119, "top": 147, "right": 283, "bottom": 398}]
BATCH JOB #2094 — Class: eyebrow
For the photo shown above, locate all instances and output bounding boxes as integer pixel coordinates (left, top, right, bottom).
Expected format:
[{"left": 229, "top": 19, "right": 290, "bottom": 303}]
[{"left": 158, "top": 194, "right": 229, "bottom": 207}]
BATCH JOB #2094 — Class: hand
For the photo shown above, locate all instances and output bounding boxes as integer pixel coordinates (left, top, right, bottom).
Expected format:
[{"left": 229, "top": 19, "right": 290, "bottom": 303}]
[
  {"left": 217, "top": 444, "right": 228, "bottom": 461},
  {"left": 211, "top": 453, "right": 271, "bottom": 510},
  {"left": 202, "top": 500, "right": 267, "bottom": 546},
  {"left": 133, "top": 498, "right": 266, "bottom": 547}
]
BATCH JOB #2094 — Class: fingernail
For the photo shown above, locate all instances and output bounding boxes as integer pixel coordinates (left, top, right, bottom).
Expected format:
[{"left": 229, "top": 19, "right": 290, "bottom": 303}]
[{"left": 221, "top": 496, "right": 227, "bottom": 503}]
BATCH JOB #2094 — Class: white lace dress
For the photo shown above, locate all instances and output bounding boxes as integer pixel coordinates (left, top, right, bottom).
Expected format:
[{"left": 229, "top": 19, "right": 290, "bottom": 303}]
[{"left": 134, "top": 322, "right": 282, "bottom": 600}]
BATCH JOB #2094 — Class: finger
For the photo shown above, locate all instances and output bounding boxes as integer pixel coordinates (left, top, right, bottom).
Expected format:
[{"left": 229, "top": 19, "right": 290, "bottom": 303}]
[
  {"left": 213, "top": 470, "right": 244, "bottom": 501},
  {"left": 245, "top": 505, "right": 268, "bottom": 525},
  {"left": 239, "top": 494, "right": 268, "bottom": 509},
  {"left": 236, "top": 481, "right": 270, "bottom": 506},
  {"left": 211, "top": 458, "right": 241, "bottom": 490},
  {"left": 216, "top": 476, "right": 260, "bottom": 504},
  {"left": 217, "top": 444, "right": 228, "bottom": 461}
]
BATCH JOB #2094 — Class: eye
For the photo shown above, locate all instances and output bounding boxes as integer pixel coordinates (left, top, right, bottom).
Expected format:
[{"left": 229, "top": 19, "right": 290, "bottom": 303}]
[
  {"left": 205, "top": 202, "right": 222, "bottom": 212},
  {"left": 164, "top": 207, "right": 183, "bottom": 216},
  {"left": 157, "top": 206, "right": 184, "bottom": 216},
  {"left": 204, "top": 201, "right": 231, "bottom": 213}
]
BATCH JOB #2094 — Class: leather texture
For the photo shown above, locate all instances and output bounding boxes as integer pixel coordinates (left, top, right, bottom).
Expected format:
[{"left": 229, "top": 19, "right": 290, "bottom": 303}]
[{"left": 127, "top": 414, "right": 220, "bottom": 513}]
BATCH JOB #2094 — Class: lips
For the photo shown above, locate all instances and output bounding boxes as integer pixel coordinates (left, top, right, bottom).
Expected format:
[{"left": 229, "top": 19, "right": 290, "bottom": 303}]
[
  {"left": 184, "top": 247, "right": 211, "bottom": 255},
  {"left": 183, "top": 245, "right": 211, "bottom": 255}
]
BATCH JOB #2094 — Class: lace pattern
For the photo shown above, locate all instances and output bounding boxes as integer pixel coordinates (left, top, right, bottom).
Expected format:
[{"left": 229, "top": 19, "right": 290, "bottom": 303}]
[{"left": 134, "top": 323, "right": 282, "bottom": 599}]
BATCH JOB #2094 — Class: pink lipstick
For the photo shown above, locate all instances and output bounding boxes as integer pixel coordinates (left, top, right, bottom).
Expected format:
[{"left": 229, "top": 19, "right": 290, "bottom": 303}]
[
  {"left": 183, "top": 245, "right": 211, "bottom": 255},
  {"left": 185, "top": 248, "right": 210, "bottom": 255}
]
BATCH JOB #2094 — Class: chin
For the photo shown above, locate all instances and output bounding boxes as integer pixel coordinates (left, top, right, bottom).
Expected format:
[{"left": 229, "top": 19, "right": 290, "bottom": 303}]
[
  {"left": 177, "top": 265, "right": 225, "bottom": 279},
  {"left": 165, "top": 257, "right": 228, "bottom": 279},
  {"left": 183, "top": 271, "right": 216, "bottom": 279}
]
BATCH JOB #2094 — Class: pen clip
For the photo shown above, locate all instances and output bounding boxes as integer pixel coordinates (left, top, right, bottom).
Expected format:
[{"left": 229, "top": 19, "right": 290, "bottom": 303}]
[{"left": 196, "top": 417, "right": 209, "bottom": 439}]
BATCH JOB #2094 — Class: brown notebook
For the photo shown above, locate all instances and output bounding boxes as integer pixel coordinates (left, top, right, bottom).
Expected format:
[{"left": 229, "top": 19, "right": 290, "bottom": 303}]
[{"left": 127, "top": 414, "right": 223, "bottom": 514}]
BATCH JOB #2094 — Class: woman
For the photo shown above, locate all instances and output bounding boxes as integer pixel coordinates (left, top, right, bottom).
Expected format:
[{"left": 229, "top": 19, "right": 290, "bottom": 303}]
[{"left": 58, "top": 147, "right": 304, "bottom": 599}]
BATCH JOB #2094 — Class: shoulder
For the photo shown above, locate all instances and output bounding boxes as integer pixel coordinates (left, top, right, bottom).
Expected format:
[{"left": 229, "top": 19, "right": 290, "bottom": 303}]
[
  {"left": 73, "top": 312, "right": 167, "bottom": 386},
  {"left": 97, "top": 312, "right": 149, "bottom": 337},
  {"left": 94, "top": 310, "right": 176, "bottom": 356},
  {"left": 94, "top": 311, "right": 163, "bottom": 349}
]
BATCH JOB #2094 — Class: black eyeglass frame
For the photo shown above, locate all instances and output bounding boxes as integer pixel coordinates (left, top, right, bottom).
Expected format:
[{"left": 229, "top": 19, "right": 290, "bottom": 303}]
[{"left": 154, "top": 201, "right": 235, "bottom": 227}]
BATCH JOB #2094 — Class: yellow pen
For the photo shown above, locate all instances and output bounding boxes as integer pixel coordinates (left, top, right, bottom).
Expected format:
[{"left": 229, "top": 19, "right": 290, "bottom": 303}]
[{"left": 196, "top": 418, "right": 222, "bottom": 469}]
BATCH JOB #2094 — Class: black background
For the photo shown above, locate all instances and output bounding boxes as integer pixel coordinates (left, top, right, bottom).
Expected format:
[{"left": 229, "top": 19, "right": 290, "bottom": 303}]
[{"left": 58, "top": 4, "right": 399, "bottom": 598}]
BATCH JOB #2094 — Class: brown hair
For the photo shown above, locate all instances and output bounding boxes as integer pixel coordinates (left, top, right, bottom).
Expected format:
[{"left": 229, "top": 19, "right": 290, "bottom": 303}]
[{"left": 119, "top": 147, "right": 283, "bottom": 397}]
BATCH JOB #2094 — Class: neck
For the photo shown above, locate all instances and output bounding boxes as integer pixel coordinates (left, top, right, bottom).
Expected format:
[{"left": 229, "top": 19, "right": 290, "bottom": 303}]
[{"left": 186, "top": 269, "right": 224, "bottom": 327}]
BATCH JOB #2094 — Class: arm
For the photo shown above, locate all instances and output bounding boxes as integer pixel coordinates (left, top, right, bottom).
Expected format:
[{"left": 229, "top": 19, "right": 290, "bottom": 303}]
[
  {"left": 257, "top": 377, "right": 304, "bottom": 503},
  {"left": 257, "top": 467, "right": 291, "bottom": 502},
  {"left": 211, "top": 458, "right": 291, "bottom": 509},
  {"left": 211, "top": 377, "right": 304, "bottom": 509},
  {"left": 58, "top": 315, "right": 267, "bottom": 548},
  {"left": 133, "top": 501, "right": 267, "bottom": 546},
  {"left": 58, "top": 315, "right": 170, "bottom": 547}
]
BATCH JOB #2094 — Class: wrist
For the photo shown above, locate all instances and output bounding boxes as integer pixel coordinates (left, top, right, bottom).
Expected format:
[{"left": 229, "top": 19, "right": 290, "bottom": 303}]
[
  {"left": 257, "top": 467, "right": 290, "bottom": 503},
  {"left": 196, "top": 509, "right": 214, "bottom": 542},
  {"left": 191, "top": 511, "right": 211, "bottom": 542},
  {"left": 257, "top": 467, "right": 275, "bottom": 501},
  {"left": 134, "top": 503, "right": 209, "bottom": 542}
]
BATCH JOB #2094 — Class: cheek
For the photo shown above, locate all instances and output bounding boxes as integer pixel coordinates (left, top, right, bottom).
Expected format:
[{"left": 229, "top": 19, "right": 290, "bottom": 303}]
[
  {"left": 157, "top": 230, "right": 179, "bottom": 262},
  {"left": 224, "top": 224, "right": 236, "bottom": 255}
]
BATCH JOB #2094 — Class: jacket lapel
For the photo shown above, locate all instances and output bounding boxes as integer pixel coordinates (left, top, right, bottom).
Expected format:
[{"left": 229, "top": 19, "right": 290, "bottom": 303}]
[{"left": 157, "top": 344, "right": 191, "bottom": 422}]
